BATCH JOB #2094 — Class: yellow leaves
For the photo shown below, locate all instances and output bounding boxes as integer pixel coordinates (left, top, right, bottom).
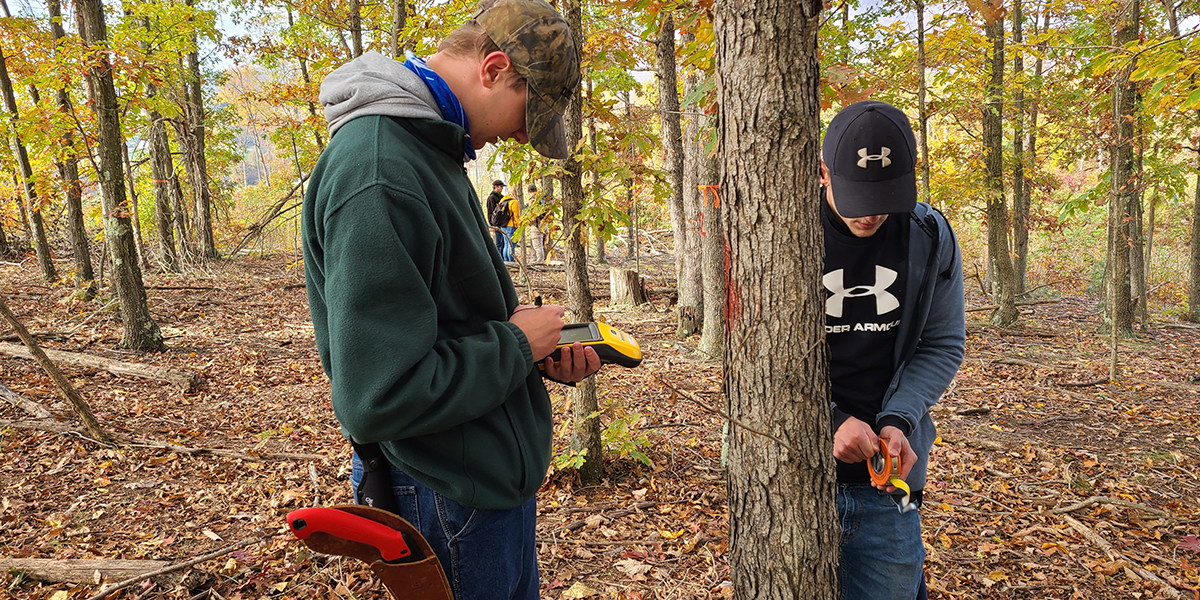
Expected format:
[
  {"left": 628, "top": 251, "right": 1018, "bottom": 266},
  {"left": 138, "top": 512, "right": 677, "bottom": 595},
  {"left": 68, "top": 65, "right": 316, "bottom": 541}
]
[
  {"left": 939, "top": 532, "right": 953, "bottom": 548},
  {"left": 658, "top": 528, "right": 686, "bottom": 539},
  {"left": 561, "top": 581, "right": 599, "bottom": 598}
]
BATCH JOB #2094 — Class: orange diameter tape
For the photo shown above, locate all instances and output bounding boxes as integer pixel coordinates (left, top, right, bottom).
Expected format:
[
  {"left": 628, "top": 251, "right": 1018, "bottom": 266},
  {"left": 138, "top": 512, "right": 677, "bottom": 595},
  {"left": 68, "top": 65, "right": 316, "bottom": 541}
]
[{"left": 867, "top": 438, "right": 916, "bottom": 513}]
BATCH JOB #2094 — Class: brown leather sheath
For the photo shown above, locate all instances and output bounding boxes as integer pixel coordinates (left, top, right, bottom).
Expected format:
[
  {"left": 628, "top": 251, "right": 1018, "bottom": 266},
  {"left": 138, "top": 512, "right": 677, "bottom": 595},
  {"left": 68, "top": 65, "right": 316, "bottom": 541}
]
[{"left": 296, "top": 505, "right": 453, "bottom": 600}]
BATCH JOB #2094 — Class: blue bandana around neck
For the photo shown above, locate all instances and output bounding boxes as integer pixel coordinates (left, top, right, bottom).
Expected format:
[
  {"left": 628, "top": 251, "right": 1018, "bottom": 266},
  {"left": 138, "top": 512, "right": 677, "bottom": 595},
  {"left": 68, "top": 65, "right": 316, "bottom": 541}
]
[{"left": 403, "top": 50, "right": 476, "bottom": 162}]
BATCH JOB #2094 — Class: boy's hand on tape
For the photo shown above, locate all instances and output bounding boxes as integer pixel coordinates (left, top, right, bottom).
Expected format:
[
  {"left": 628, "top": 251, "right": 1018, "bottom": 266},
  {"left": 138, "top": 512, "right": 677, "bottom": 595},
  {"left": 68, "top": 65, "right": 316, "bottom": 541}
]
[{"left": 509, "top": 304, "right": 565, "bottom": 361}]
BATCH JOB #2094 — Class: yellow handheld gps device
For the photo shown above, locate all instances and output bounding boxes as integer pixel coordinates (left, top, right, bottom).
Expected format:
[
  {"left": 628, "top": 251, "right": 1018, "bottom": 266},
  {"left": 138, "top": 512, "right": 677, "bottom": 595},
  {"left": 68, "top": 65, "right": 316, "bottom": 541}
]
[{"left": 546, "top": 322, "right": 642, "bottom": 368}]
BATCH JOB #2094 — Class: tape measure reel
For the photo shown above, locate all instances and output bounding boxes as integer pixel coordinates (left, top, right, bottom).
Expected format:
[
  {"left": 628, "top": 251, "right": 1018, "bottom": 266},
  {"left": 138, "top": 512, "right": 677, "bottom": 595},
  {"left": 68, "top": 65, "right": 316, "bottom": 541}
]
[{"left": 867, "top": 438, "right": 916, "bottom": 514}]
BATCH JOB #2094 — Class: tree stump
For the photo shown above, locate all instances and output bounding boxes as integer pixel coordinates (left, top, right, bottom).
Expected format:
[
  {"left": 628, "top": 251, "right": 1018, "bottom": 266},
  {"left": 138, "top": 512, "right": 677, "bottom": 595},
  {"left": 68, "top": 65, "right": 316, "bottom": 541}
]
[{"left": 609, "top": 268, "right": 647, "bottom": 306}]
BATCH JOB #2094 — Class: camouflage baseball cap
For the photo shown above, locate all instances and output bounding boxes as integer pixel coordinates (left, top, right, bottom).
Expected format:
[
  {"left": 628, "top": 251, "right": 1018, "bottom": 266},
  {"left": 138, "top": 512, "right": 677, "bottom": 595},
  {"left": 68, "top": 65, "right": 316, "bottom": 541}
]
[{"left": 475, "top": 0, "right": 580, "bottom": 159}]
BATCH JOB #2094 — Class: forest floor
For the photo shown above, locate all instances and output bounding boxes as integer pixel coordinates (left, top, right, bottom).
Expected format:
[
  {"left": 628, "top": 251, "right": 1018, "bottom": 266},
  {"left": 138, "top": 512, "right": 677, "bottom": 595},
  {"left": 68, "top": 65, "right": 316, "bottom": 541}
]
[{"left": 2, "top": 251, "right": 1199, "bottom": 600}]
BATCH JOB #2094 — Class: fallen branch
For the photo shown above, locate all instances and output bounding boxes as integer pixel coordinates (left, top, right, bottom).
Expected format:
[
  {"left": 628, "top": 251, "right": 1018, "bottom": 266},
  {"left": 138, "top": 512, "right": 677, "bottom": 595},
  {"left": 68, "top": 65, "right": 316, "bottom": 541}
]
[
  {"left": 0, "top": 419, "right": 329, "bottom": 463},
  {"left": 229, "top": 176, "right": 309, "bottom": 256},
  {"left": 1051, "top": 496, "right": 1172, "bottom": 518},
  {"left": 1060, "top": 514, "right": 1181, "bottom": 598},
  {"left": 993, "top": 357, "right": 1056, "bottom": 369},
  {"left": 955, "top": 407, "right": 991, "bottom": 416},
  {"left": 85, "top": 537, "right": 266, "bottom": 600},
  {"left": 1057, "top": 377, "right": 1109, "bottom": 388},
  {"left": 0, "top": 381, "right": 52, "bottom": 419},
  {"left": 559, "top": 501, "right": 658, "bottom": 534},
  {"left": 0, "top": 296, "right": 114, "bottom": 446},
  {"left": 537, "top": 534, "right": 724, "bottom": 548},
  {"left": 0, "top": 558, "right": 170, "bottom": 585},
  {"left": 0, "top": 341, "right": 202, "bottom": 392},
  {"left": 965, "top": 299, "right": 1060, "bottom": 312}
]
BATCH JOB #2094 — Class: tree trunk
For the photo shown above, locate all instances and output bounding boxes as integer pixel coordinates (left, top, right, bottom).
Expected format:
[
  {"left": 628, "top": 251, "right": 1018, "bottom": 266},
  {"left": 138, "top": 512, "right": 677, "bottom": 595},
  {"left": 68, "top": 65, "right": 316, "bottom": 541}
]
[
  {"left": 562, "top": 0, "right": 602, "bottom": 485},
  {"left": 696, "top": 142, "right": 723, "bottom": 361},
  {"left": 0, "top": 47, "right": 57, "bottom": 283},
  {"left": 50, "top": 0, "right": 96, "bottom": 297},
  {"left": 1106, "top": 0, "right": 1138, "bottom": 342},
  {"left": 916, "top": 0, "right": 931, "bottom": 206},
  {"left": 121, "top": 141, "right": 151, "bottom": 272},
  {"left": 288, "top": 7, "right": 325, "bottom": 151},
  {"left": 1191, "top": 155, "right": 1200, "bottom": 323},
  {"left": 390, "top": 0, "right": 406, "bottom": 58},
  {"left": 1011, "top": 0, "right": 1029, "bottom": 296},
  {"left": 77, "top": 0, "right": 164, "bottom": 352},
  {"left": 1131, "top": 132, "right": 1147, "bottom": 329},
  {"left": 656, "top": 12, "right": 687, "bottom": 305},
  {"left": 587, "top": 77, "right": 607, "bottom": 266},
  {"left": 983, "top": 7, "right": 1018, "bottom": 327},
  {"left": 349, "top": 0, "right": 364, "bottom": 58},
  {"left": 715, "top": 0, "right": 838, "bottom": 597},
  {"left": 609, "top": 268, "right": 647, "bottom": 306},
  {"left": 184, "top": 0, "right": 217, "bottom": 259},
  {"left": 148, "top": 107, "right": 180, "bottom": 272},
  {"left": 678, "top": 32, "right": 703, "bottom": 338},
  {"left": 1026, "top": 4, "right": 1049, "bottom": 300}
]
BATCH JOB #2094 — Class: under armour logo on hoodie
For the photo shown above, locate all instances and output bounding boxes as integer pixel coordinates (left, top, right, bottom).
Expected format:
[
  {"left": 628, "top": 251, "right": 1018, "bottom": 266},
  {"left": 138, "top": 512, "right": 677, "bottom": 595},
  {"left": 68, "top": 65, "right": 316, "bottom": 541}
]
[
  {"left": 823, "top": 266, "right": 900, "bottom": 318},
  {"left": 857, "top": 147, "right": 892, "bottom": 169}
]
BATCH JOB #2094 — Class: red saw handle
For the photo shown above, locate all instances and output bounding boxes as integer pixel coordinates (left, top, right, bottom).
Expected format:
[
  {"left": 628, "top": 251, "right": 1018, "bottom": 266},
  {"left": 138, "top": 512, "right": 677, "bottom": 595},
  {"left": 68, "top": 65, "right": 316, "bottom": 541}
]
[{"left": 288, "top": 507, "right": 412, "bottom": 562}]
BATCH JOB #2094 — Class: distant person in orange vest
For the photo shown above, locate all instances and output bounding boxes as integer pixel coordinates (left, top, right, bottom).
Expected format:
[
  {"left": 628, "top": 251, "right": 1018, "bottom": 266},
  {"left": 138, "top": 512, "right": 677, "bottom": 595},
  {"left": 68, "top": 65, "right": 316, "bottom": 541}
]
[{"left": 526, "top": 183, "right": 546, "bottom": 263}]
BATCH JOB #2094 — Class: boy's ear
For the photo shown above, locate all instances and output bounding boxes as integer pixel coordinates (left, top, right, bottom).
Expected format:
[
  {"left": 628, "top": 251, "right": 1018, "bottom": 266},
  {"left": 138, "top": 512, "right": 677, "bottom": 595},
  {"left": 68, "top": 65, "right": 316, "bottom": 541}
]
[{"left": 479, "top": 50, "right": 514, "bottom": 88}]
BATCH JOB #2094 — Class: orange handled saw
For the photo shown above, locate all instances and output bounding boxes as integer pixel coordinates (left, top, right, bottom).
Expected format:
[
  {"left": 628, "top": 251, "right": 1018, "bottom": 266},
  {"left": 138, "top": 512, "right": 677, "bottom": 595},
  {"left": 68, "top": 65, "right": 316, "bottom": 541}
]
[{"left": 287, "top": 505, "right": 452, "bottom": 600}]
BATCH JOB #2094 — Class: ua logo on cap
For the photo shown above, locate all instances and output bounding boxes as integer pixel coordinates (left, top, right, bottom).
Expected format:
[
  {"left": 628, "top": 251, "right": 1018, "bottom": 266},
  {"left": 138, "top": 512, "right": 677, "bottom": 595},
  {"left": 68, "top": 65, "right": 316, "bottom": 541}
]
[
  {"left": 823, "top": 266, "right": 900, "bottom": 318},
  {"left": 857, "top": 147, "right": 892, "bottom": 169}
]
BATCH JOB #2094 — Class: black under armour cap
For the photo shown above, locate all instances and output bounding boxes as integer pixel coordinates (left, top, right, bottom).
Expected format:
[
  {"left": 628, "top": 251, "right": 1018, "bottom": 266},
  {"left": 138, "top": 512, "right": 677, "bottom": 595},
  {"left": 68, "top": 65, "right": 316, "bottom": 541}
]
[{"left": 822, "top": 100, "right": 918, "bottom": 218}]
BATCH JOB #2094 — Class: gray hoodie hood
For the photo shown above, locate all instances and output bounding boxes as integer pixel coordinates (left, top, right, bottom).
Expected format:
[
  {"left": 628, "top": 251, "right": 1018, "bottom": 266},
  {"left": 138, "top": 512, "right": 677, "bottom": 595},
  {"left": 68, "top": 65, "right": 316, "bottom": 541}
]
[{"left": 320, "top": 51, "right": 443, "bottom": 136}]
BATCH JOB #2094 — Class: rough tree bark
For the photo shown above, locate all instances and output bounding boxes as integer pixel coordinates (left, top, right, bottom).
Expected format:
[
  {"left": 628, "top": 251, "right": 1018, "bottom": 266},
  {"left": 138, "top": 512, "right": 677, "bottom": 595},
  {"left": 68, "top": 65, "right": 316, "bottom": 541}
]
[
  {"left": 715, "top": 0, "right": 838, "bottom": 596},
  {"left": 561, "top": 0, "right": 602, "bottom": 485},
  {"left": 0, "top": 46, "right": 57, "bottom": 283},
  {"left": 77, "top": 0, "right": 164, "bottom": 351},
  {"left": 916, "top": 0, "right": 931, "bottom": 205},
  {"left": 983, "top": 4, "right": 1018, "bottom": 326},
  {"left": 678, "top": 30, "right": 704, "bottom": 338},
  {"left": 144, "top": 48, "right": 181, "bottom": 274},
  {"left": 183, "top": 0, "right": 217, "bottom": 259},
  {"left": 695, "top": 143, "right": 723, "bottom": 361},
  {"left": 656, "top": 12, "right": 688, "bottom": 316},
  {"left": 1106, "top": 0, "right": 1138, "bottom": 343},
  {"left": 1012, "top": 0, "right": 1029, "bottom": 295},
  {"left": 50, "top": 0, "right": 97, "bottom": 297},
  {"left": 349, "top": 0, "right": 364, "bottom": 58},
  {"left": 390, "top": 0, "right": 407, "bottom": 59}
]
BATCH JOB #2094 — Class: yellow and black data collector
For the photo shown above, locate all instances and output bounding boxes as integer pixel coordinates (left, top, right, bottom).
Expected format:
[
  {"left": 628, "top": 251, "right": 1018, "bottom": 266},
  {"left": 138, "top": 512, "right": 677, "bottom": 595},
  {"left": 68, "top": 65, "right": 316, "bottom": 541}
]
[{"left": 547, "top": 322, "right": 642, "bottom": 368}]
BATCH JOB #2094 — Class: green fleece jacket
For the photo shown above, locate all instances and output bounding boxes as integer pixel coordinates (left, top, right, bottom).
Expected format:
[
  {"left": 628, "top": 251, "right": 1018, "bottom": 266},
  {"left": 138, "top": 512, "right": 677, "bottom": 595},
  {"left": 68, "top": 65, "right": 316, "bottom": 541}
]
[{"left": 302, "top": 114, "right": 551, "bottom": 510}]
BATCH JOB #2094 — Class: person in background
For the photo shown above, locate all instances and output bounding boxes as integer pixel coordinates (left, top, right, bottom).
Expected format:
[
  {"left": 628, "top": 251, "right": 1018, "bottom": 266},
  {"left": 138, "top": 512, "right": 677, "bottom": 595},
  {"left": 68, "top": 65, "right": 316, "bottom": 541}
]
[
  {"left": 818, "top": 100, "right": 965, "bottom": 600},
  {"left": 486, "top": 179, "right": 507, "bottom": 255},
  {"left": 526, "top": 183, "right": 545, "bottom": 263},
  {"left": 302, "top": 1, "right": 600, "bottom": 598}
]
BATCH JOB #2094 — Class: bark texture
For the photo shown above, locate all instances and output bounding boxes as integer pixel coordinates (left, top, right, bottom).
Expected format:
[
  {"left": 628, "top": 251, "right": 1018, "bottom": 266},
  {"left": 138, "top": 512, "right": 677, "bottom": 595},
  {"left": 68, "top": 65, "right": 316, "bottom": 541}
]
[
  {"left": 561, "top": 0, "right": 602, "bottom": 485},
  {"left": 696, "top": 147, "right": 723, "bottom": 361},
  {"left": 1012, "top": 0, "right": 1029, "bottom": 295},
  {"left": 184, "top": 0, "right": 217, "bottom": 259},
  {"left": 0, "top": 47, "right": 57, "bottom": 283},
  {"left": 51, "top": 0, "right": 96, "bottom": 297},
  {"left": 77, "top": 0, "right": 164, "bottom": 351},
  {"left": 715, "top": 0, "right": 838, "bottom": 596},
  {"left": 983, "top": 8, "right": 1018, "bottom": 327},
  {"left": 656, "top": 12, "right": 687, "bottom": 300},
  {"left": 1106, "top": 0, "right": 1138, "bottom": 338},
  {"left": 678, "top": 30, "right": 703, "bottom": 337}
]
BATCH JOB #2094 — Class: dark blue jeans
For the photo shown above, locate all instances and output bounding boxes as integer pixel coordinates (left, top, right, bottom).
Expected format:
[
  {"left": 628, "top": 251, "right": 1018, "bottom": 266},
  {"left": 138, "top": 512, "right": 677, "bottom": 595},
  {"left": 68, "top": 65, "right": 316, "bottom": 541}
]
[
  {"left": 351, "top": 453, "right": 539, "bottom": 600},
  {"left": 837, "top": 484, "right": 925, "bottom": 600}
]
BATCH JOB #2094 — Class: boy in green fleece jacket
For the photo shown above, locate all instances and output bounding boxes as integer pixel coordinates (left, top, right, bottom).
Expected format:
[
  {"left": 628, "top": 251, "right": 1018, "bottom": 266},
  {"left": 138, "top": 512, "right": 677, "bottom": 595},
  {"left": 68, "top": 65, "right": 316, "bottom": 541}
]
[{"left": 301, "top": 1, "right": 597, "bottom": 597}]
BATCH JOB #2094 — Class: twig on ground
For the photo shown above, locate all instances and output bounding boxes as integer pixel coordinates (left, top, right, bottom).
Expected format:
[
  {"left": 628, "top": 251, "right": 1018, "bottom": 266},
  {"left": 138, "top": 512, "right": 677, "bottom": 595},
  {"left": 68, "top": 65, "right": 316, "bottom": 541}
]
[
  {"left": 0, "top": 381, "right": 52, "bottom": 418},
  {"left": 559, "top": 501, "right": 658, "bottom": 534},
  {"left": 1051, "top": 496, "right": 1172, "bottom": 518},
  {"left": 309, "top": 461, "right": 321, "bottom": 507},
  {"left": 1059, "top": 514, "right": 1181, "bottom": 598},
  {"left": 1057, "top": 377, "right": 1109, "bottom": 388},
  {"left": 85, "top": 537, "right": 267, "bottom": 600}
]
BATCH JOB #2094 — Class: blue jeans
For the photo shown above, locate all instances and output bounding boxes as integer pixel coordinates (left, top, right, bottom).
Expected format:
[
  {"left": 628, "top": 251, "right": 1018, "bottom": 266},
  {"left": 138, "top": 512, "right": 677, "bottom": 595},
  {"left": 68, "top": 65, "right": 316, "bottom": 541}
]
[
  {"left": 498, "top": 226, "right": 516, "bottom": 261},
  {"left": 837, "top": 484, "right": 925, "bottom": 600},
  {"left": 351, "top": 453, "right": 539, "bottom": 600}
]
